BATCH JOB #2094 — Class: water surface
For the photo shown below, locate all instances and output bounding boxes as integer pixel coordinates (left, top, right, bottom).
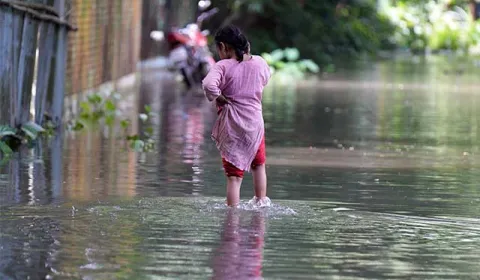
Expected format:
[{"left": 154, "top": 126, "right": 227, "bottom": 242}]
[{"left": 2, "top": 56, "right": 480, "bottom": 279}]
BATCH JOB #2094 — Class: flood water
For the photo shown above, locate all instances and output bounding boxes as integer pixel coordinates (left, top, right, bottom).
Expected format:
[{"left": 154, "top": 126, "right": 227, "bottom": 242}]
[{"left": 2, "top": 55, "right": 480, "bottom": 279}]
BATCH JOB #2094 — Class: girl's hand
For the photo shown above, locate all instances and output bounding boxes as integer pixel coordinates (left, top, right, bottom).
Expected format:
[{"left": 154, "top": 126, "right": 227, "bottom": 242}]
[{"left": 216, "top": 94, "right": 230, "bottom": 106}]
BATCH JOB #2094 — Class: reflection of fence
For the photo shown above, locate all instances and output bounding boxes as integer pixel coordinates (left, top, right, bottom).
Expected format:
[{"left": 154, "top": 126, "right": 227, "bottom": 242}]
[{"left": 0, "top": 0, "right": 75, "bottom": 127}]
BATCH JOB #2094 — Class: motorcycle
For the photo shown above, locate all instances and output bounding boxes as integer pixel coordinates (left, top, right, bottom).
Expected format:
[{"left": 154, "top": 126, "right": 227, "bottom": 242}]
[{"left": 151, "top": 1, "right": 218, "bottom": 89}]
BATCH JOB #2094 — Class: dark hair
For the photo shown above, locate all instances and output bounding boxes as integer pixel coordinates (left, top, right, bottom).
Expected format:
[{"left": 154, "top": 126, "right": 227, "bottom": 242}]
[{"left": 214, "top": 25, "right": 250, "bottom": 62}]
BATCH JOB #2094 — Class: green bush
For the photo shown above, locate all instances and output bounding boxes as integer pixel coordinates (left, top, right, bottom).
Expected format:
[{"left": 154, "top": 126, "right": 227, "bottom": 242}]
[
  {"left": 209, "top": 0, "right": 396, "bottom": 66},
  {"left": 207, "top": 0, "right": 480, "bottom": 67},
  {"left": 262, "top": 48, "right": 322, "bottom": 78},
  {"left": 381, "top": 0, "right": 480, "bottom": 53}
]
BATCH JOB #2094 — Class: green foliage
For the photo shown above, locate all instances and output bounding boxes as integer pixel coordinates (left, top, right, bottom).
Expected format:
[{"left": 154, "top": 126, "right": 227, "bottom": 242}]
[
  {"left": 209, "top": 0, "right": 396, "bottom": 65},
  {"left": 71, "top": 94, "right": 155, "bottom": 153},
  {"left": 262, "top": 48, "right": 322, "bottom": 79},
  {"left": 132, "top": 139, "right": 145, "bottom": 151},
  {"left": 0, "top": 141, "right": 13, "bottom": 157},
  {"left": 126, "top": 134, "right": 154, "bottom": 153},
  {"left": 0, "top": 121, "right": 48, "bottom": 160},
  {"left": 284, "top": 48, "right": 300, "bottom": 61},
  {"left": 381, "top": 0, "right": 480, "bottom": 53},
  {"left": 0, "top": 139, "right": 13, "bottom": 167},
  {"left": 0, "top": 93, "right": 157, "bottom": 164},
  {"left": 144, "top": 105, "right": 152, "bottom": 114},
  {"left": 123, "top": 105, "right": 156, "bottom": 153},
  {"left": 0, "top": 126, "right": 16, "bottom": 138},
  {"left": 21, "top": 121, "right": 45, "bottom": 141},
  {"left": 120, "top": 120, "right": 130, "bottom": 130},
  {"left": 208, "top": 0, "right": 479, "bottom": 64},
  {"left": 76, "top": 93, "right": 118, "bottom": 127}
]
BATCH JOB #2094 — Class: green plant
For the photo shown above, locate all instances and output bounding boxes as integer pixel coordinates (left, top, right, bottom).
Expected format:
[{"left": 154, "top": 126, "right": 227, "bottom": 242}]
[
  {"left": 261, "top": 48, "right": 321, "bottom": 79},
  {"left": 71, "top": 93, "right": 120, "bottom": 131},
  {"left": 0, "top": 126, "right": 16, "bottom": 138},
  {"left": 0, "top": 126, "right": 15, "bottom": 159},
  {"left": 21, "top": 122, "right": 46, "bottom": 141},
  {"left": 208, "top": 0, "right": 395, "bottom": 66},
  {"left": 0, "top": 92, "right": 157, "bottom": 165},
  {"left": 381, "top": 0, "right": 480, "bottom": 53},
  {"left": 0, "top": 122, "right": 46, "bottom": 160},
  {"left": 124, "top": 105, "right": 156, "bottom": 153},
  {"left": 70, "top": 93, "right": 155, "bottom": 153}
]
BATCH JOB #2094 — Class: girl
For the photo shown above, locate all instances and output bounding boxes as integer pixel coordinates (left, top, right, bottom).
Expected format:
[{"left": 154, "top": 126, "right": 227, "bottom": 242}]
[{"left": 202, "top": 25, "right": 271, "bottom": 207}]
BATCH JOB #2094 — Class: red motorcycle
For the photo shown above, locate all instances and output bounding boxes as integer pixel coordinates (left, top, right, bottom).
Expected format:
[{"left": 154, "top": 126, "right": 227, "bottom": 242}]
[{"left": 165, "top": 3, "right": 218, "bottom": 88}]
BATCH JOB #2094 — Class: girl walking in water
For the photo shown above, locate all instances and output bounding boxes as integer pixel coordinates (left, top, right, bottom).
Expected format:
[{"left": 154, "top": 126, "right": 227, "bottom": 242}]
[{"left": 202, "top": 25, "right": 271, "bottom": 207}]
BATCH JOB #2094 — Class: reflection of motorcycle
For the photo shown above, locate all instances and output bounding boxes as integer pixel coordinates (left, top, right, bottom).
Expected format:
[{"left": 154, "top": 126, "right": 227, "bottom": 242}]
[{"left": 152, "top": 1, "right": 218, "bottom": 88}]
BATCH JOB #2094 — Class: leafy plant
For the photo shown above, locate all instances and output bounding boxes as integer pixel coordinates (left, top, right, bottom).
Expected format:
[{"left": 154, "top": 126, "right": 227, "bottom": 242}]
[
  {"left": 21, "top": 122, "right": 45, "bottom": 140},
  {"left": 0, "top": 141, "right": 13, "bottom": 157},
  {"left": 124, "top": 105, "right": 156, "bottom": 153},
  {"left": 70, "top": 93, "right": 156, "bottom": 153},
  {"left": 72, "top": 93, "right": 120, "bottom": 130},
  {"left": 208, "top": 0, "right": 396, "bottom": 65},
  {"left": 262, "top": 48, "right": 321, "bottom": 79},
  {"left": 0, "top": 121, "right": 47, "bottom": 160},
  {"left": 0, "top": 126, "right": 16, "bottom": 138},
  {"left": 0, "top": 92, "right": 157, "bottom": 165},
  {"left": 381, "top": 0, "right": 480, "bottom": 53}
]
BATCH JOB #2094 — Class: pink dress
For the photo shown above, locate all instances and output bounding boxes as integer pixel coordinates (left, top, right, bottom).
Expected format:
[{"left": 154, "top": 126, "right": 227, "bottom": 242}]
[{"left": 202, "top": 56, "right": 271, "bottom": 171}]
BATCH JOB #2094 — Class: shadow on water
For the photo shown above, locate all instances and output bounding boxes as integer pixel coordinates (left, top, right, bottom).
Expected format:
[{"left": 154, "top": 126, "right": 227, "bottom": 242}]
[{"left": 3, "top": 57, "right": 480, "bottom": 278}]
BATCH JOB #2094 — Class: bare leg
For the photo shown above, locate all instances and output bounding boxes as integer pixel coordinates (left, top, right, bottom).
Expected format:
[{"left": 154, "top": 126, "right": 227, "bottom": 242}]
[
  {"left": 252, "top": 164, "right": 267, "bottom": 199},
  {"left": 226, "top": 176, "right": 243, "bottom": 206}
]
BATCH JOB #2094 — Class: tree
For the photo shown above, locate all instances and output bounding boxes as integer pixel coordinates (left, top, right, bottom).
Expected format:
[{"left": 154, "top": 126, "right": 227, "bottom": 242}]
[{"left": 206, "top": 0, "right": 394, "bottom": 64}]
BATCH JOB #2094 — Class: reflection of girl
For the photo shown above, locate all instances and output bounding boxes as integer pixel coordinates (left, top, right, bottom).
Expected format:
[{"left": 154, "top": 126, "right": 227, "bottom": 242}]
[
  {"left": 202, "top": 25, "right": 271, "bottom": 207},
  {"left": 211, "top": 209, "right": 266, "bottom": 280}
]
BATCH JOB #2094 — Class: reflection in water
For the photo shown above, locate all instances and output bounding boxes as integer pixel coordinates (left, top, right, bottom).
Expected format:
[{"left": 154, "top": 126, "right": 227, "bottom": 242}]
[
  {"left": 138, "top": 71, "right": 213, "bottom": 196},
  {"left": 164, "top": 89, "right": 207, "bottom": 192},
  {"left": 62, "top": 130, "right": 138, "bottom": 202},
  {"left": 0, "top": 134, "right": 64, "bottom": 206},
  {"left": 0, "top": 208, "right": 60, "bottom": 279},
  {"left": 183, "top": 104, "right": 206, "bottom": 193},
  {"left": 211, "top": 210, "right": 265, "bottom": 280},
  {"left": 2, "top": 58, "right": 480, "bottom": 278}
]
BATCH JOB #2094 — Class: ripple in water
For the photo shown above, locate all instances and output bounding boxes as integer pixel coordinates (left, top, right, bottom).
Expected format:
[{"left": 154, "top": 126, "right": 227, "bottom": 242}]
[
  {"left": 201, "top": 197, "right": 298, "bottom": 217},
  {"left": 5, "top": 198, "right": 480, "bottom": 279}
]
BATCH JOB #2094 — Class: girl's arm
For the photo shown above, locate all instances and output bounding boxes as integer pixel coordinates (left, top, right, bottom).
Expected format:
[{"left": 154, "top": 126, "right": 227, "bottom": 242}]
[
  {"left": 260, "top": 59, "right": 272, "bottom": 86},
  {"left": 202, "top": 63, "right": 225, "bottom": 102}
]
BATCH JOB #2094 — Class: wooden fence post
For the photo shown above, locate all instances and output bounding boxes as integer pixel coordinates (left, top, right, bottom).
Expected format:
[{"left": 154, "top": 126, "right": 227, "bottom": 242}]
[
  {"left": 51, "top": 0, "right": 67, "bottom": 126},
  {"left": 42, "top": 0, "right": 57, "bottom": 124},
  {"left": 12, "top": 9, "right": 25, "bottom": 127},
  {"left": 16, "top": 0, "right": 44, "bottom": 126},
  {"left": 35, "top": 22, "right": 56, "bottom": 125},
  {"left": 0, "top": 9, "right": 4, "bottom": 83},
  {"left": 0, "top": 7, "right": 13, "bottom": 126},
  {"left": 2, "top": 0, "right": 75, "bottom": 129}
]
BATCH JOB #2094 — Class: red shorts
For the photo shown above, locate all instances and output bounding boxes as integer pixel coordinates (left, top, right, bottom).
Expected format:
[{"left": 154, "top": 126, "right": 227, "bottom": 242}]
[{"left": 222, "top": 136, "right": 266, "bottom": 178}]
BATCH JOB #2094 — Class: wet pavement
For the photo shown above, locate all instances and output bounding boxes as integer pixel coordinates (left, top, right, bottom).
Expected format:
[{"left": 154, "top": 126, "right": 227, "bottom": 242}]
[{"left": 2, "top": 55, "right": 480, "bottom": 279}]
